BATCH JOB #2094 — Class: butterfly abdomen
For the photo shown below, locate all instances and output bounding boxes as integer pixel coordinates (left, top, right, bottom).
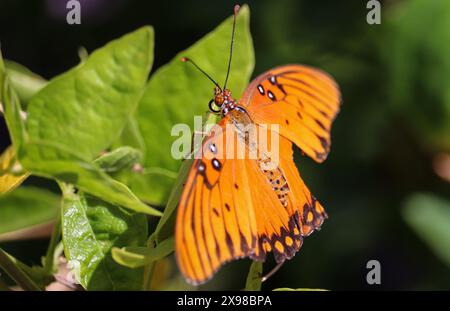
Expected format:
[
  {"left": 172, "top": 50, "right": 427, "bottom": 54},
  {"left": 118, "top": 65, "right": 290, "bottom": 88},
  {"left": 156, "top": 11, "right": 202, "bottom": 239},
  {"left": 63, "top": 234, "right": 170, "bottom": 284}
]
[{"left": 261, "top": 166, "right": 290, "bottom": 207}]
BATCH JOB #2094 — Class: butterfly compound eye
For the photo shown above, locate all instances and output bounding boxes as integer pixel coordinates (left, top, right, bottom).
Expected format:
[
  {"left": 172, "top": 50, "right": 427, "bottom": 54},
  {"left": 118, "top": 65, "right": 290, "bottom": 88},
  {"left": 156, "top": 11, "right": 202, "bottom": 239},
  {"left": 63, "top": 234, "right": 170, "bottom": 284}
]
[
  {"left": 215, "top": 94, "right": 224, "bottom": 106},
  {"left": 208, "top": 99, "right": 221, "bottom": 113}
]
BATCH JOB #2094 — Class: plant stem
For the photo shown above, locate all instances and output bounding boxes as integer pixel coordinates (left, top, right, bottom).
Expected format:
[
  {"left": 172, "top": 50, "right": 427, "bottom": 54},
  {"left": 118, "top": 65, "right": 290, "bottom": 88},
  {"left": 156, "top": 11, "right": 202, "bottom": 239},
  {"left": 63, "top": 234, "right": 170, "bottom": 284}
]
[
  {"left": 143, "top": 261, "right": 156, "bottom": 291},
  {"left": 0, "top": 248, "right": 41, "bottom": 291},
  {"left": 44, "top": 213, "right": 61, "bottom": 274}
]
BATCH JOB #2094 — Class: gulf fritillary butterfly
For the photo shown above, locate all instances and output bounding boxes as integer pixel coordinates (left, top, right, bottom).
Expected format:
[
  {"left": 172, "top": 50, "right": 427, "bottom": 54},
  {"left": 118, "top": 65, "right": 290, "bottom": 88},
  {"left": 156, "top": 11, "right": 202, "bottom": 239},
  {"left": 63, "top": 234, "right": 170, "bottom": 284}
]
[{"left": 175, "top": 5, "right": 341, "bottom": 285}]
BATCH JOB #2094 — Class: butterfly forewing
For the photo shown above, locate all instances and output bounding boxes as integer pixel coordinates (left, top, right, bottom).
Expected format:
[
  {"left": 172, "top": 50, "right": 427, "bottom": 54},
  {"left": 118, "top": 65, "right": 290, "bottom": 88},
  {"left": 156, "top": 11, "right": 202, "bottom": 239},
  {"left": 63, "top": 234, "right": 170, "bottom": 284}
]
[
  {"left": 240, "top": 65, "right": 341, "bottom": 163},
  {"left": 176, "top": 118, "right": 259, "bottom": 285}
]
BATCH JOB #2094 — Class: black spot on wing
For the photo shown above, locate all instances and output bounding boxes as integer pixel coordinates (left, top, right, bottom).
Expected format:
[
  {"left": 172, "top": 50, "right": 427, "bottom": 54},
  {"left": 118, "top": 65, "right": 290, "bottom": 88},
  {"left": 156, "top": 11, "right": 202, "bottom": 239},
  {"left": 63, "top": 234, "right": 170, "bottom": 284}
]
[
  {"left": 257, "top": 84, "right": 265, "bottom": 95},
  {"left": 267, "top": 90, "right": 276, "bottom": 101},
  {"left": 318, "top": 136, "right": 329, "bottom": 151},
  {"left": 240, "top": 233, "right": 249, "bottom": 254},
  {"left": 315, "top": 119, "right": 327, "bottom": 131},
  {"left": 212, "top": 208, "right": 219, "bottom": 217},
  {"left": 225, "top": 232, "right": 235, "bottom": 257},
  {"left": 270, "top": 226, "right": 299, "bottom": 263}
]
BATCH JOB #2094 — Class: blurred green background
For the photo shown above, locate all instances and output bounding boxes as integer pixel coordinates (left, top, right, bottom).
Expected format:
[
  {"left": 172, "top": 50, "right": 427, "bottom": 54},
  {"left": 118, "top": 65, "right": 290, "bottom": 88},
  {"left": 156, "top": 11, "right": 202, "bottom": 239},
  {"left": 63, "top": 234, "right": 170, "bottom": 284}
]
[{"left": 1, "top": 0, "right": 449, "bottom": 290}]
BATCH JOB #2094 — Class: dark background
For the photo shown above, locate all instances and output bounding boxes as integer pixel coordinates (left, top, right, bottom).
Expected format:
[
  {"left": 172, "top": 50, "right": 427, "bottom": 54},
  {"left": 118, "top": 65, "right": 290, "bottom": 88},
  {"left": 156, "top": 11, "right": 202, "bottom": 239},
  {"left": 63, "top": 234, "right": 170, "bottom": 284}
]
[{"left": 1, "top": 0, "right": 449, "bottom": 290}]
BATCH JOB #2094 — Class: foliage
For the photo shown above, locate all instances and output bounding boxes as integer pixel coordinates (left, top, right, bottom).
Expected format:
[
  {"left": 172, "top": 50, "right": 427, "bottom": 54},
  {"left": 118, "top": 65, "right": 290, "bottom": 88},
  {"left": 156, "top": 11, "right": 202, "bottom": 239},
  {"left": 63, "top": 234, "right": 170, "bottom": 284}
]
[
  {"left": 403, "top": 194, "right": 450, "bottom": 267},
  {"left": 0, "top": 5, "right": 257, "bottom": 291},
  {"left": 384, "top": 0, "right": 450, "bottom": 151},
  {"left": 1, "top": 0, "right": 449, "bottom": 291}
]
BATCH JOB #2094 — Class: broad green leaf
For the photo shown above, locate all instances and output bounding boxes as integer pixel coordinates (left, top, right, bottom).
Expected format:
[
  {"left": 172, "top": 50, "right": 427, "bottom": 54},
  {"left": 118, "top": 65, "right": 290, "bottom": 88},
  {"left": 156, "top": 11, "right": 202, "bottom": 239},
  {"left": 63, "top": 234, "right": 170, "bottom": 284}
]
[
  {"left": 1, "top": 31, "right": 159, "bottom": 216},
  {"left": 116, "top": 167, "right": 177, "bottom": 206},
  {"left": 93, "top": 146, "right": 142, "bottom": 173},
  {"left": 19, "top": 142, "right": 162, "bottom": 216},
  {"left": 0, "top": 146, "right": 29, "bottom": 194},
  {"left": 112, "top": 117, "right": 147, "bottom": 154},
  {"left": 403, "top": 193, "right": 450, "bottom": 267},
  {"left": 245, "top": 261, "right": 262, "bottom": 291},
  {"left": 0, "top": 51, "right": 27, "bottom": 152},
  {"left": 112, "top": 237, "right": 174, "bottom": 268},
  {"left": 61, "top": 192, "right": 148, "bottom": 290},
  {"left": 4, "top": 60, "right": 47, "bottom": 105},
  {"left": 0, "top": 187, "right": 59, "bottom": 239},
  {"left": 132, "top": 5, "right": 254, "bottom": 205},
  {"left": 272, "top": 288, "right": 329, "bottom": 291},
  {"left": 26, "top": 26, "right": 154, "bottom": 162}
]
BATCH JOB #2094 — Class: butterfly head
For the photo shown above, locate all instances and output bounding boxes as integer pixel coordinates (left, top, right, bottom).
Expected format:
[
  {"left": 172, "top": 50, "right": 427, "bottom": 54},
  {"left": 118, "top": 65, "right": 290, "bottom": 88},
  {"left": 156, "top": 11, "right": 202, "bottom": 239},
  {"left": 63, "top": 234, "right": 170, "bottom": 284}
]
[{"left": 212, "top": 87, "right": 237, "bottom": 116}]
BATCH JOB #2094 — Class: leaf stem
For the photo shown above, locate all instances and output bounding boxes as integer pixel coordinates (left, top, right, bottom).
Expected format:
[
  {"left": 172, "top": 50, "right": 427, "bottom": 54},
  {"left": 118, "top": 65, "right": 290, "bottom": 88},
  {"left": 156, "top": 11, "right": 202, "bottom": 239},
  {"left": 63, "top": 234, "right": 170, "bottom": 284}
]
[
  {"left": 143, "top": 233, "right": 156, "bottom": 290},
  {"left": 143, "top": 261, "right": 156, "bottom": 291},
  {"left": 0, "top": 248, "right": 41, "bottom": 291},
  {"left": 43, "top": 213, "right": 61, "bottom": 274}
]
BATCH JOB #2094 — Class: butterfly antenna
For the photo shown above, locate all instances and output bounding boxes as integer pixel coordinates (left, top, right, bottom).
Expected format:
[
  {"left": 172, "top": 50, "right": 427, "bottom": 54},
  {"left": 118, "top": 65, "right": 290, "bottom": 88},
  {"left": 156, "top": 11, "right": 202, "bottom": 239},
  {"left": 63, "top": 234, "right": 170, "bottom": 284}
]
[
  {"left": 223, "top": 4, "right": 240, "bottom": 90},
  {"left": 261, "top": 261, "right": 284, "bottom": 283},
  {"left": 181, "top": 57, "right": 221, "bottom": 90}
]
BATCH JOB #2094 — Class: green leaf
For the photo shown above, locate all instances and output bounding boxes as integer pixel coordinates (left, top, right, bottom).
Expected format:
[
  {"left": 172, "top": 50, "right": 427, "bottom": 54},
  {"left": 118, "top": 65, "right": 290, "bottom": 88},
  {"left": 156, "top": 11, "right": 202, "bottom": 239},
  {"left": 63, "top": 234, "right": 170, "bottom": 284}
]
[
  {"left": 116, "top": 167, "right": 177, "bottom": 206},
  {"left": 0, "top": 146, "right": 29, "bottom": 195},
  {"left": 112, "top": 117, "right": 147, "bottom": 153},
  {"left": 245, "top": 261, "right": 262, "bottom": 291},
  {"left": 0, "top": 51, "right": 27, "bottom": 152},
  {"left": 3, "top": 251, "right": 54, "bottom": 289},
  {"left": 403, "top": 193, "right": 450, "bottom": 267},
  {"left": 4, "top": 60, "right": 47, "bottom": 105},
  {"left": 0, "top": 187, "right": 59, "bottom": 240},
  {"left": 26, "top": 26, "right": 154, "bottom": 162},
  {"left": 0, "top": 248, "right": 41, "bottom": 291},
  {"left": 131, "top": 5, "right": 254, "bottom": 205},
  {"left": 1, "top": 30, "right": 159, "bottom": 216},
  {"left": 272, "top": 288, "right": 329, "bottom": 291},
  {"left": 19, "top": 143, "right": 162, "bottom": 216},
  {"left": 112, "top": 237, "right": 174, "bottom": 268},
  {"left": 93, "top": 146, "right": 142, "bottom": 173},
  {"left": 61, "top": 192, "right": 148, "bottom": 290}
]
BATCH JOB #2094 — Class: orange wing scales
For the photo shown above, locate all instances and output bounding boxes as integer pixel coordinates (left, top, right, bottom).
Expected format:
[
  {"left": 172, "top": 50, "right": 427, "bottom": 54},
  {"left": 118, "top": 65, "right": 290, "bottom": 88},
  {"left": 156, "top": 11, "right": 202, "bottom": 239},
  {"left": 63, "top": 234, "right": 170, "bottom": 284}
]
[
  {"left": 176, "top": 64, "right": 339, "bottom": 285},
  {"left": 241, "top": 65, "right": 341, "bottom": 163},
  {"left": 176, "top": 119, "right": 261, "bottom": 284}
]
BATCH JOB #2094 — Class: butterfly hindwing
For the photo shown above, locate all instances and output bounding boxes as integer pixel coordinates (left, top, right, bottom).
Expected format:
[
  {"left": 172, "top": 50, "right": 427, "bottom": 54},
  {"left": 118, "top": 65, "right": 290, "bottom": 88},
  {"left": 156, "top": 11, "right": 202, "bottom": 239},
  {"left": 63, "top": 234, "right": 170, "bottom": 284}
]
[
  {"left": 245, "top": 156, "right": 303, "bottom": 264},
  {"left": 278, "top": 135, "right": 328, "bottom": 236}
]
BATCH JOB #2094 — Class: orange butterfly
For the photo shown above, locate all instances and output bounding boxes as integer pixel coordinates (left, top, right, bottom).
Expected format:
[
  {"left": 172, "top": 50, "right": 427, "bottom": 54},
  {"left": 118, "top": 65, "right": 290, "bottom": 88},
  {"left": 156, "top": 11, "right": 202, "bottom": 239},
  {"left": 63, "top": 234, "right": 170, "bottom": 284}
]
[{"left": 175, "top": 5, "right": 341, "bottom": 285}]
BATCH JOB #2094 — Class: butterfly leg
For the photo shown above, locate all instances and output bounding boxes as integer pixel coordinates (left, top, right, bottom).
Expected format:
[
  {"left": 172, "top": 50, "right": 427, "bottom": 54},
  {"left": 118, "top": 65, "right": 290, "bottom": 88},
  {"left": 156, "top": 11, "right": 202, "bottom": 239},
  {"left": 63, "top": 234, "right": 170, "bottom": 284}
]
[
  {"left": 261, "top": 261, "right": 285, "bottom": 283},
  {"left": 190, "top": 111, "right": 218, "bottom": 153}
]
